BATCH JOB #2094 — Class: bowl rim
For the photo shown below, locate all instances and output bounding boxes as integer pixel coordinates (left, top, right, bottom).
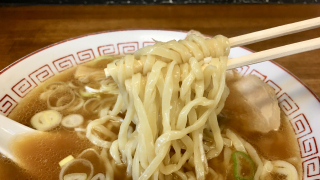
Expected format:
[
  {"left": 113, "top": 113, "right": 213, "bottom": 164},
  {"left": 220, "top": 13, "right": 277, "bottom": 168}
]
[
  {"left": 0, "top": 29, "right": 186, "bottom": 75},
  {"left": 1, "top": 29, "right": 320, "bottom": 179},
  {"left": 1, "top": 28, "right": 318, "bottom": 105}
]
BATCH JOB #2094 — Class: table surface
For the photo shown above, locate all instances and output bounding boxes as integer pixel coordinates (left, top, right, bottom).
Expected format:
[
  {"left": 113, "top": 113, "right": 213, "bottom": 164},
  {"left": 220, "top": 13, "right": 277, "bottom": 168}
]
[{"left": 0, "top": 5, "right": 320, "bottom": 96}]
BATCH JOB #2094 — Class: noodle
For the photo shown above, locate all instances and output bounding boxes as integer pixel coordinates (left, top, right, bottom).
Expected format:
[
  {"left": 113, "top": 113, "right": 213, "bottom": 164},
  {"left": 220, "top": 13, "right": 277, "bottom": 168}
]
[
  {"left": 106, "top": 34, "right": 230, "bottom": 180},
  {"left": 226, "top": 129, "right": 247, "bottom": 154},
  {"left": 272, "top": 160, "right": 299, "bottom": 180}
]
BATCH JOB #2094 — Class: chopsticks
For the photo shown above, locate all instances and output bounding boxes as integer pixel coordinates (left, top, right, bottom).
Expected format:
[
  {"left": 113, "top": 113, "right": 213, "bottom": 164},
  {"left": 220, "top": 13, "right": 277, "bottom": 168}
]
[
  {"left": 229, "top": 17, "right": 320, "bottom": 47},
  {"left": 227, "top": 17, "right": 320, "bottom": 69},
  {"left": 104, "top": 17, "right": 320, "bottom": 76},
  {"left": 227, "top": 37, "right": 320, "bottom": 70}
]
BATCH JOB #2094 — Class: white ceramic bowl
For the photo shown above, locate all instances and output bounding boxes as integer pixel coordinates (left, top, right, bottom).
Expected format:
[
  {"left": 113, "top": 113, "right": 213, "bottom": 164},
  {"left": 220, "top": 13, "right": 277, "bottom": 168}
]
[{"left": 0, "top": 30, "right": 319, "bottom": 179}]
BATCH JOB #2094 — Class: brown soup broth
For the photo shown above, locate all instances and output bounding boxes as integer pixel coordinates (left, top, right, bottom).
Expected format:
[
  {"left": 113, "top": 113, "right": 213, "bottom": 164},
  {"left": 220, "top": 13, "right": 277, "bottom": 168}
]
[
  {"left": 3, "top": 61, "right": 302, "bottom": 180},
  {"left": 207, "top": 114, "right": 302, "bottom": 180}
]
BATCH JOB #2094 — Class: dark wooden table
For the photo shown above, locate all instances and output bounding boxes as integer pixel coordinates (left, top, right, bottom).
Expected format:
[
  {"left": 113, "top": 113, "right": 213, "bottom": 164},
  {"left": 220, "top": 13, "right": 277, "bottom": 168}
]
[{"left": 1, "top": 5, "right": 320, "bottom": 95}]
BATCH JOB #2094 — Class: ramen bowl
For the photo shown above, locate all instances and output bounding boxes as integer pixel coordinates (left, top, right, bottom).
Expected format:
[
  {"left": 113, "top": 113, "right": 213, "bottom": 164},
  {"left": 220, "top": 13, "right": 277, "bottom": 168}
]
[{"left": 0, "top": 30, "right": 319, "bottom": 179}]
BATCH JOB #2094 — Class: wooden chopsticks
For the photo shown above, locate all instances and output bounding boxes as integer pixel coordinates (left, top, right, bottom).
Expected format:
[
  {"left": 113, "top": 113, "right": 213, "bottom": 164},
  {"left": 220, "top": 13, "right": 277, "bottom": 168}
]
[
  {"left": 229, "top": 17, "right": 320, "bottom": 47},
  {"left": 104, "top": 17, "right": 320, "bottom": 74},
  {"left": 227, "top": 37, "right": 320, "bottom": 70},
  {"left": 227, "top": 17, "right": 320, "bottom": 69}
]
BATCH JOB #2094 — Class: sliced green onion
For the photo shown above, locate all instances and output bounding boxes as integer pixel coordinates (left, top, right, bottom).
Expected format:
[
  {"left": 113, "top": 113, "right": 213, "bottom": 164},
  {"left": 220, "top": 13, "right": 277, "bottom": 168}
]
[
  {"left": 44, "top": 81, "right": 67, "bottom": 91},
  {"left": 64, "top": 173, "right": 87, "bottom": 180},
  {"left": 84, "top": 98, "right": 101, "bottom": 114},
  {"left": 59, "top": 159, "right": 93, "bottom": 180},
  {"left": 39, "top": 90, "right": 54, "bottom": 101},
  {"left": 79, "top": 89, "right": 99, "bottom": 98},
  {"left": 59, "top": 155, "right": 74, "bottom": 167},
  {"left": 232, "top": 151, "right": 255, "bottom": 180},
  {"left": 85, "top": 86, "right": 101, "bottom": 94},
  {"left": 47, "top": 88, "right": 76, "bottom": 111},
  {"left": 91, "top": 173, "right": 105, "bottom": 180},
  {"left": 66, "top": 97, "right": 85, "bottom": 112},
  {"left": 31, "top": 110, "right": 62, "bottom": 131},
  {"left": 61, "top": 114, "right": 84, "bottom": 128},
  {"left": 68, "top": 80, "right": 83, "bottom": 89}
]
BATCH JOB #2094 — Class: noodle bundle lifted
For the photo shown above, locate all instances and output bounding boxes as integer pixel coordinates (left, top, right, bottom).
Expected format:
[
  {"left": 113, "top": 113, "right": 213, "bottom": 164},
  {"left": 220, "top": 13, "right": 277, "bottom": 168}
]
[{"left": 106, "top": 34, "right": 230, "bottom": 180}]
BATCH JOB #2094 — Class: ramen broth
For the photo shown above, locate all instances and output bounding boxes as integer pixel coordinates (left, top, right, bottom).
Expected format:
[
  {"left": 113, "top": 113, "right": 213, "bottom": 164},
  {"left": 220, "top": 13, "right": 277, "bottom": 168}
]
[{"left": 3, "top": 60, "right": 302, "bottom": 180}]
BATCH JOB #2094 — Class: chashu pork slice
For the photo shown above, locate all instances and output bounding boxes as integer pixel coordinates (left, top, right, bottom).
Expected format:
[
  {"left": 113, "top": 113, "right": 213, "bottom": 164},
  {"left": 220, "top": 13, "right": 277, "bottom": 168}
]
[{"left": 222, "top": 73, "right": 281, "bottom": 133}]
